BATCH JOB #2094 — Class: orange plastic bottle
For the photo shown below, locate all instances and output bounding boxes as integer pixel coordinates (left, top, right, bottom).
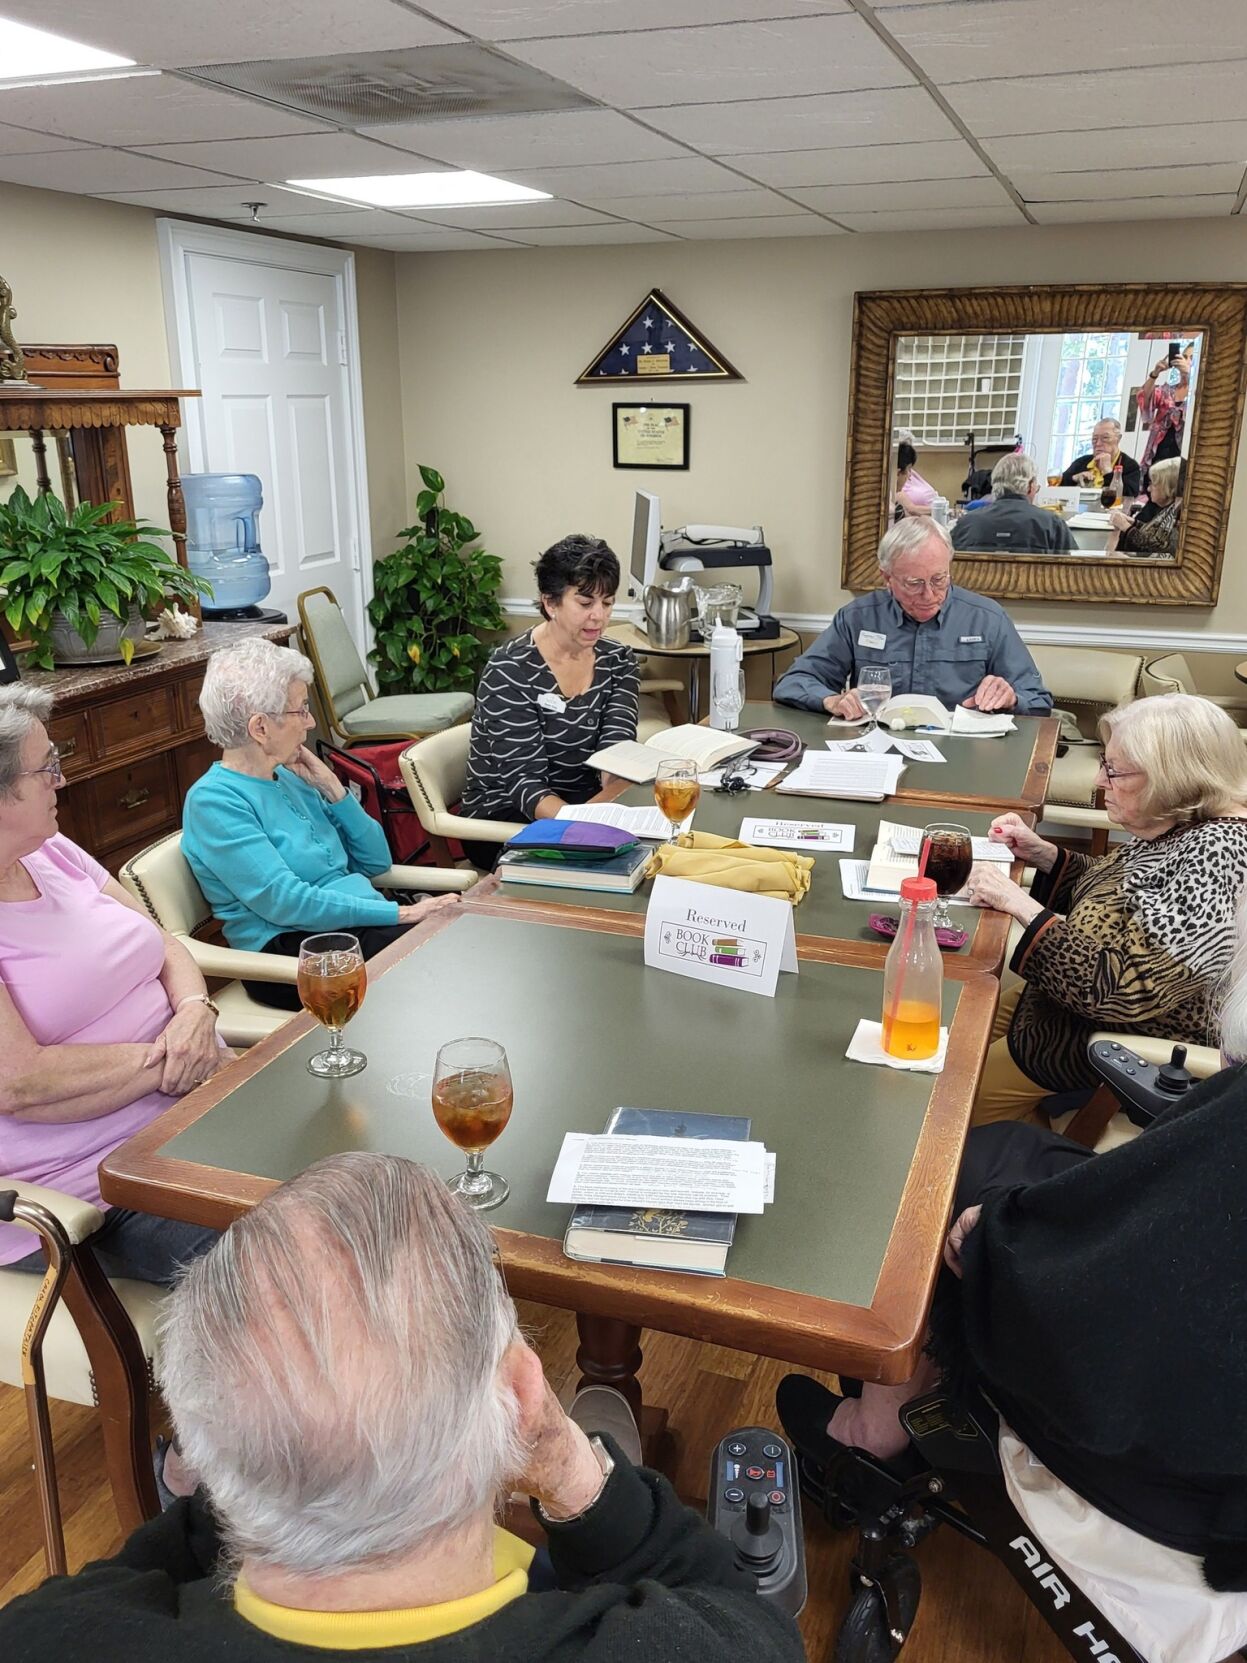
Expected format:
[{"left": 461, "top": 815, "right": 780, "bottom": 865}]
[{"left": 881, "top": 876, "right": 943, "bottom": 1061}]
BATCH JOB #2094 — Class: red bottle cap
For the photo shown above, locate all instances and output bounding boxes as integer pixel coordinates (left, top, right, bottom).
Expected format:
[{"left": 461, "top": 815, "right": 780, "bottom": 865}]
[{"left": 900, "top": 876, "right": 937, "bottom": 903}]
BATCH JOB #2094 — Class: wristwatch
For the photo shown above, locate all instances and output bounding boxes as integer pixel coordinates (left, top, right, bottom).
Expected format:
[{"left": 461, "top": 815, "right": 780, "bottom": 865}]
[{"left": 535, "top": 1435, "right": 614, "bottom": 1525}]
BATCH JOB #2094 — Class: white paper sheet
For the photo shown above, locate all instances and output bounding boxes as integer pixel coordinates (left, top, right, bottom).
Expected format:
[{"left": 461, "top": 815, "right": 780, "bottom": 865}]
[
  {"left": 825, "top": 727, "right": 896, "bottom": 755},
  {"left": 697, "top": 760, "right": 787, "bottom": 791},
  {"left": 891, "top": 737, "right": 946, "bottom": 763},
  {"left": 884, "top": 822, "right": 1011, "bottom": 863},
  {"left": 547, "top": 1133, "right": 769, "bottom": 1214},
  {"left": 949, "top": 707, "right": 1016, "bottom": 738},
  {"left": 839, "top": 858, "right": 974, "bottom": 907},
  {"left": 555, "top": 802, "right": 689, "bottom": 840},
  {"left": 777, "top": 753, "right": 904, "bottom": 799},
  {"left": 644, "top": 876, "right": 798, "bottom": 999},
  {"left": 739, "top": 817, "right": 854, "bottom": 852}
]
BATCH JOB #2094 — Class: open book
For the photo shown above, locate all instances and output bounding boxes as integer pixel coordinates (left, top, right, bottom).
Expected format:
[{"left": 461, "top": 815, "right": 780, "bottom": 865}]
[
  {"left": 589, "top": 724, "right": 755, "bottom": 784},
  {"left": 836, "top": 694, "right": 1015, "bottom": 738},
  {"left": 865, "top": 818, "right": 1013, "bottom": 895}
]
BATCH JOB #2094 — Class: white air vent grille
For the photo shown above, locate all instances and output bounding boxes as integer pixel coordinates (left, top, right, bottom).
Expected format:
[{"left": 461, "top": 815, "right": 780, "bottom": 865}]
[{"left": 184, "top": 44, "right": 593, "bottom": 126}]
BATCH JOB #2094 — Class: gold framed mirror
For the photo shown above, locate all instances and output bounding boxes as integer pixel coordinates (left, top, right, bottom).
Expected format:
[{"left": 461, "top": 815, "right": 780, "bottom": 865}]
[{"left": 842, "top": 283, "right": 1247, "bottom": 607}]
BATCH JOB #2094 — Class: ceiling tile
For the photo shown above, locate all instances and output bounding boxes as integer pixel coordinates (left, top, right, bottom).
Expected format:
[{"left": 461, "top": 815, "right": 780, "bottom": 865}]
[
  {"left": 0, "top": 0, "right": 463, "bottom": 68},
  {"left": 983, "top": 121, "right": 1247, "bottom": 173},
  {"left": 648, "top": 214, "right": 842, "bottom": 238},
  {"left": 350, "top": 231, "right": 522, "bottom": 250},
  {"left": 834, "top": 204, "right": 1028, "bottom": 231},
  {"left": 947, "top": 61, "right": 1247, "bottom": 137},
  {"left": 490, "top": 223, "right": 680, "bottom": 244},
  {"left": 417, "top": 1, "right": 849, "bottom": 39},
  {"left": 357, "top": 108, "right": 686, "bottom": 170},
  {"left": 506, "top": 16, "right": 913, "bottom": 108},
  {"left": 583, "top": 188, "right": 799, "bottom": 221},
  {"left": 0, "top": 74, "right": 326, "bottom": 148},
  {"left": 94, "top": 183, "right": 363, "bottom": 217},
  {"left": 0, "top": 122, "right": 87, "bottom": 157},
  {"left": 1012, "top": 163, "right": 1246, "bottom": 201},
  {"left": 133, "top": 132, "right": 440, "bottom": 181},
  {"left": 500, "top": 156, "right": 749, "bottom": 198},
  {"left": 397, "top": 200, "right": 618, "bottom": 228},
  {"left": 240, "top": 208, "right": 428, "bottom": 236},
  {"left": 725, "top": 138, "right": 988, "bottom": 187},
  {"left": 0, "top": 149, "right": 238, "bottom": 192},
  {"left": 1028, "top": 195, "right": 1239, "bottom": 223},
  {"left": 789, "top": 176, "right": 1011, "bottom": 212},
  {"left": 883, "top": 0, "right": 1247, "bottom": 84},
  {"left": 648, "top": 87, "right": 958, "bottom": 153}
]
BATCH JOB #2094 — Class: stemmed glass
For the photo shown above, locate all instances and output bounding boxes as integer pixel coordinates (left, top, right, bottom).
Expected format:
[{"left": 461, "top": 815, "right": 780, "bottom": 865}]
[
  {"left": 919, "top": 823, "right": 973, "bottom": 930},
  {"left": 298, "top": 932, "right": 368, "bottom": 1077},
  {"left": 857, "top": 666, "right": 892, "bottom": 737},
  {"left": 653, "top": 757, "right": 700, "bottom": 843},
  {"left": 433, "top": 1038, "right": 514, "bottom": 1211}
]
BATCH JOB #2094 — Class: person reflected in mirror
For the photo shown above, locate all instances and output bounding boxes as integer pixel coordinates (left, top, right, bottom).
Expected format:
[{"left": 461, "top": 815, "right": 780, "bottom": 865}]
[
  {"left": 1108, "top": 456, "right": 1184, "bottom": 559},
  {"left": 774, "top": 518, "right": 1052, "bottom": 719},
  {"left": 1059, "top": 418, "right": 1142, "bottom": 498},
  {"left": 1138, "top": 343, "right": 1193, "bottom": 474},
  {"left": 892, "top": 430, "right": 936, "bottom": 520},
  {"left": 957, "top": 467, "right": 994, "bottom": 517},
  {"left": 951, "top": 454, "right": 1076, "bottom": 555}
]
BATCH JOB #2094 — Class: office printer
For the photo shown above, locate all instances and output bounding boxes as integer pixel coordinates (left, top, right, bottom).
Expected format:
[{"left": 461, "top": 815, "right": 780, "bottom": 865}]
[{"left": 658, "top": 524, "right": 780, "bottom": 638}]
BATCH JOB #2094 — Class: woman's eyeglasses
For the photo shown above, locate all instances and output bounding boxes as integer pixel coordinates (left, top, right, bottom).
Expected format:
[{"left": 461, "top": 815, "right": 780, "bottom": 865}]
[
  {"left": 1097, "top": 760, "right": 1142, "bottom": 782},
  {"left": 265, "top": 702, "right": 313, "bottom": 720},
  {"left": 713, "top": 759, "right": 756, "bottom": 796},
  {"left": 19, "top": 745, "right": 64, "bottom": 784}
]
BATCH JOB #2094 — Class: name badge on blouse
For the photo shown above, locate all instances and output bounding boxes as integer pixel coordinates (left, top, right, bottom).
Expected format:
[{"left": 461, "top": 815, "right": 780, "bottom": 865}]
[
  {"left": 538, "top": 691, "right": 567, "bottom": 715},
  {"left": 858, "top": 630, "right": 887, "bottom": 649}
]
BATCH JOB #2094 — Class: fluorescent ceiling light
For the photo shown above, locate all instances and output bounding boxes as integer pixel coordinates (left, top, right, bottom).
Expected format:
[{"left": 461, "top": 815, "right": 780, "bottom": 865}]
[
  {"left": 0, "top": 17, "right": 134, "bottom": 81},
  {"left": 284, "top": 170, "right": 551, "bottom": 209}
]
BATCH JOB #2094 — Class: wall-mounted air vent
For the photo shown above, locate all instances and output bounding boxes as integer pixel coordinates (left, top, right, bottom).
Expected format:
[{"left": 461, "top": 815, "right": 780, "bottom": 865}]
[{"left": 184, "top": 43, "right": 594, "bottom": 126}]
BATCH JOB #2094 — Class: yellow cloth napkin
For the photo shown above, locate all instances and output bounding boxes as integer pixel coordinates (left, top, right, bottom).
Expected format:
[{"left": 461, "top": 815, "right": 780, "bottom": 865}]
[{"left": 645, "top": 829, "right": 813, "bottom": 905}]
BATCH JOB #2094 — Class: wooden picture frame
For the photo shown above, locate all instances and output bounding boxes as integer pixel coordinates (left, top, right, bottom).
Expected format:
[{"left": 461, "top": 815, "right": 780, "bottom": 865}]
[
  {"left": 842, "top": 283, "right": 1247, "bottom": 607},
  {"left": 0, "top": 435, "right": 16, "bottom": 478},
  {"left": 612, "top": 402, "right": 690, "bottom": 470}
]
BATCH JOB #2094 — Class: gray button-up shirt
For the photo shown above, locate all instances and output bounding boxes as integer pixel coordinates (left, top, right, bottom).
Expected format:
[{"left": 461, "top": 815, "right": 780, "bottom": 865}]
[{"left": 773, "top": 587, "right": 1052, "bottom": 714}]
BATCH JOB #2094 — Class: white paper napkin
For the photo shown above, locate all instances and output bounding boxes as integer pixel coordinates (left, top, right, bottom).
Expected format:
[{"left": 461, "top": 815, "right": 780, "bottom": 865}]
[{"left": 846, "top": 1017, "right": 948, "bottom": 1073}]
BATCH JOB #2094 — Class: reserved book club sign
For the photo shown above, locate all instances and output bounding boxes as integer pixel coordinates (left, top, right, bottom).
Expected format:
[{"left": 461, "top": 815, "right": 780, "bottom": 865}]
[{"left": 644, "top": 876, "right": 798, "bottom": 998}]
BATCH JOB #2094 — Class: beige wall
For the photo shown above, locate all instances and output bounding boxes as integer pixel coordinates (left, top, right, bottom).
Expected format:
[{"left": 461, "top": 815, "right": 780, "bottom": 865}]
[
  {"left": 0, "top": 182, "right": 405, "bottom": 567},
  {"left": 395, "top": 221, "right": 1247, "bottom": 641}
]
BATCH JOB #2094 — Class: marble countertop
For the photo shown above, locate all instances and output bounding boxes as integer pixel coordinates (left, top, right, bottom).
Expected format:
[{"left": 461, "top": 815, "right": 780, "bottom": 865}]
[{"left": 22, "top": 617, "right": 295, "bottom": 705}]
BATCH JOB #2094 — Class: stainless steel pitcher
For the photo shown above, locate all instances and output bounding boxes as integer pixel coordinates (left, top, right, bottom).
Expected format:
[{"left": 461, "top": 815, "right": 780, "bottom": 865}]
[{"left": 643, "top": 582, "right": 693, "bottom": 649}]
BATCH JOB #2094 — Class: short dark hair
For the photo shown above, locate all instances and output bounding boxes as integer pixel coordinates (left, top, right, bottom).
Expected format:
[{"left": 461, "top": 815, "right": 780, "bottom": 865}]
[
  {"left": 897, "top": 439, "right": 917, "bottom": 473},
  {"left": 534, "top": 535, "right": 620, "bottom": 619}
]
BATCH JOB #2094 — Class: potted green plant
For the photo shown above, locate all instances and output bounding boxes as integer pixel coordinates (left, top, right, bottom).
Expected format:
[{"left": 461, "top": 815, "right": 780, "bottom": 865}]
[
  {"left": 0, "top": 486, "right": 211, "bottom": 668},
  {"left": 368, "top": 465, "right": 505, "bottom": 695}
]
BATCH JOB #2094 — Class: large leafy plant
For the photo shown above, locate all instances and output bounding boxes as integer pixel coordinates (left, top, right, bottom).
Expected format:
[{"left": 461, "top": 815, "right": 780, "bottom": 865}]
[
  {"left": 0, "top": 486, "right": 211, "bottom": 668},
  {"left": 369, "top": 465, "right": 505, "bottom": 695}
]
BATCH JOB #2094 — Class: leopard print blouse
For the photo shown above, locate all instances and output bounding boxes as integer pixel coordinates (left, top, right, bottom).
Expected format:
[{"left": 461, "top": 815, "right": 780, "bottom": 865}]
[{"left": 1008, "top": 818, "right": 1247, "bottom": 1092}]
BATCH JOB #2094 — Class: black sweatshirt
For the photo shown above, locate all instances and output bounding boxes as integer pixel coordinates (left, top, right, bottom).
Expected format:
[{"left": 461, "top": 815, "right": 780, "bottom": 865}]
[{"left": 0, "top": 1440, "right": 804, "bottom": 1663}]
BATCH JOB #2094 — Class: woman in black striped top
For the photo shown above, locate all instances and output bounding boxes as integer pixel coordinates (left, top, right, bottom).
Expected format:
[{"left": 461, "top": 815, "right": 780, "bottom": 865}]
[{"left": 462, "top": 535, "right": 639, "bottom": 833}]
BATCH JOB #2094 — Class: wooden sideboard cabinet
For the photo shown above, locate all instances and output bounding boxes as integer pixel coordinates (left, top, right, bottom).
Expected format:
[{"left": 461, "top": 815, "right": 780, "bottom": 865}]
[{"left": 24, "top": 619, "right": 294, "bottom": 873}]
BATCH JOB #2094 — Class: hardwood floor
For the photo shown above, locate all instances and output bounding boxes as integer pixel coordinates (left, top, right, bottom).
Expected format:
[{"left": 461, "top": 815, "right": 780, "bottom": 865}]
[{"left": 0, "top": 1303, "right": 1069, "bottom": 1661}]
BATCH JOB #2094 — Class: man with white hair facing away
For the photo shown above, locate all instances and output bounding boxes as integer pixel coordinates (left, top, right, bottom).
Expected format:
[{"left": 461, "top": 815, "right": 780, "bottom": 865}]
[
  {"left": 951, "top": 454, "right": 1076, "bottom": 555},
  {"left": 774, "top": 517, "right": 1051, "bottom": 718},
  {"left": 1, "top": 1154, "right": 804, "bottom": 1663}
]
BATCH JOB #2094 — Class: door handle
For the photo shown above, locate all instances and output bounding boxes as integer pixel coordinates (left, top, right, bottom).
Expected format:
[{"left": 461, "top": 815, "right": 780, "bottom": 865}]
[{"left": 118, "top": 787, "right": 151, "bottom": 812}]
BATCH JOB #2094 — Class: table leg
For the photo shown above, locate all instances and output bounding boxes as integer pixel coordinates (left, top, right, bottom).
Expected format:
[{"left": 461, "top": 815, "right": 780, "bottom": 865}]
[
  {"left": 688, "top": 661, "right": 702, "bottom": 723},
  {"left": 575, "top": 1314, "right": 672, "bottom": 1471}
]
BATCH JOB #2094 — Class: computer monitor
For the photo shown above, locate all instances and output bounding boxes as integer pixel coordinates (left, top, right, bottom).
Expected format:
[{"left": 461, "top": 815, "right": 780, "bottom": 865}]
[{"left": 629, "top": 489, "right": 662, "bottom": 598}]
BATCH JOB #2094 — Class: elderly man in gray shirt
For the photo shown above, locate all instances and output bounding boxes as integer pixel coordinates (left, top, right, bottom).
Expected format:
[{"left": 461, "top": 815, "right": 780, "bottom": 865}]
[{"left": 774, "top": 518, "right": 1051, "bottom": 718}]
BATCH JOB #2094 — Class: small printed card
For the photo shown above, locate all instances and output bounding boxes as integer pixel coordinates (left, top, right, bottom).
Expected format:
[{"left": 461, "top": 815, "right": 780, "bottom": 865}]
[
  {"left": 644, "top": 875, "right": 798, "bottom": 999},
  {"left": 740, "top": 817, "right": 854, "bottom": 853}
]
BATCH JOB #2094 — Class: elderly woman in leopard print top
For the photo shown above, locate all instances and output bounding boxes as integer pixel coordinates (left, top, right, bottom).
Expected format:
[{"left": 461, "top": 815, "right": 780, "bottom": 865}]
[{"left": 962, "top": 693, "right": 1247, "bottom": 1124}]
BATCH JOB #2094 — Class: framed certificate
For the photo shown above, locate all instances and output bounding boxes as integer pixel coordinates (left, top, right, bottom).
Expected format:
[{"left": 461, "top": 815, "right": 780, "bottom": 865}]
[{"left": 612, "top": 402, "right": 690, "bottom": 470}]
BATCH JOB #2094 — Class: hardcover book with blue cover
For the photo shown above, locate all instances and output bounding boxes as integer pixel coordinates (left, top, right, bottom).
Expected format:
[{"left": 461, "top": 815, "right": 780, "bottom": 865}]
[{"left": 563, "top": 1106, "right": 751, "bottom": 1277}]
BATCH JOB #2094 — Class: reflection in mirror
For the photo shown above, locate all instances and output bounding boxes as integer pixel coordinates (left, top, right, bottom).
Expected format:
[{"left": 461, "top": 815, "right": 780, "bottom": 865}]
[
  {"left": 890, "top": 328, "right": 1201, "bottom": 563},
  {"left": 0, "top": 429, "right": 79, "bottom": 508}
]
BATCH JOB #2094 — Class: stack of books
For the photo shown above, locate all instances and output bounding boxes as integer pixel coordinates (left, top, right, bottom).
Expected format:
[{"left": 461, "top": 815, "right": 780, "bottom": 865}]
[{"left": 497, "top": 842, "right": 650, "bottom": 894}]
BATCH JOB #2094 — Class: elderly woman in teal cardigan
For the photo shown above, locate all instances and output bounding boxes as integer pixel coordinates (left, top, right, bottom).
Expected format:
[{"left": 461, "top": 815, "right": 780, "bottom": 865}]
[{"left": 182, "top": 638, "right": 460, "bottom": 1011}]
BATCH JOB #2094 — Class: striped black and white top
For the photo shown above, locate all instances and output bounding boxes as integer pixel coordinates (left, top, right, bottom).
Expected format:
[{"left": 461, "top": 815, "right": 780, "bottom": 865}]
[{"left": 462, "top": 630, "right": 639, "bottom": 822}]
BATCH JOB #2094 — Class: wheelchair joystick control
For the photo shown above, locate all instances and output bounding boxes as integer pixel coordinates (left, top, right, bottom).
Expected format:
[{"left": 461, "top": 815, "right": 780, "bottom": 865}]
[
  {"left": 732, "top": 1493, "right": 783, "bottom": 1575},
  {"left": 1157, "top": 1045, "right": 1193, "bottom": 1096},
  {"left": 706, "top": 1426, "right": 806, "bottom": 1617},
  {"left": 1088, "top": 1038, "right": 1199, "bottom": 1128}
]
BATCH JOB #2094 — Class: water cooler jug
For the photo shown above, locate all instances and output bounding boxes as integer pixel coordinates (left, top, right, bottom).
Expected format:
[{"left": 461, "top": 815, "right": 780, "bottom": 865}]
[{"left": 183, "top": 473, "right": 278, "bottom": 618}]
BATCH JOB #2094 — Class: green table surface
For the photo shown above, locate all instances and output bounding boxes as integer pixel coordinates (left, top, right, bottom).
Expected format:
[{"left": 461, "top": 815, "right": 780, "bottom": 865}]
[
  {"left": 500, "top": 790, "right": 1011, "bottom": 962},
  {"left": 156, "top": 912, "right": 962, "bottom": 1313},
  {"left": 734, "top": 700, "right": 1052, "bottom": 809}
]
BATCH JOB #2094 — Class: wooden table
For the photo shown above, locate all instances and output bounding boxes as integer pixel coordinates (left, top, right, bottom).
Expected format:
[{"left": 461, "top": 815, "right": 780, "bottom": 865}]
[
  {"left": 101, "top": 903, "right": 998, "bottom": 1420},
  {"left": 609, "top": 623, "right": 800, "bottom": 721},
  {"left": 1235, "top": 661, "right": 1247, "bottom": 686}
]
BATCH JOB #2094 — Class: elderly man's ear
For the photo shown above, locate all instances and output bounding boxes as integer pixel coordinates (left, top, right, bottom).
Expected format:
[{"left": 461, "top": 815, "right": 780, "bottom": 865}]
[{"left": 504, "top": 1338, "right": 551, "bottom": 1440}]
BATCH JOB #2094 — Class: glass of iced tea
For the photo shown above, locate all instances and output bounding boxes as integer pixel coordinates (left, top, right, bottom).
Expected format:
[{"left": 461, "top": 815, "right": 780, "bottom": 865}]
[
  {"left": 919, "top": 823, "right": 973, "bottom": 929},
  {"left": 653, "top": 757, "right": 699, "bottom": 843},
  {"left": 432, "top": 1037, "right": 513, "bottom": 1211},
  {"left": 298, "top": 932, "right": 368, "bottom": 1078}
]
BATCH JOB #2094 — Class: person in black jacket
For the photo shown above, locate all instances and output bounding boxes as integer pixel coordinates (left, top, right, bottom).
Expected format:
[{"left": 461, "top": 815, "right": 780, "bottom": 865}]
[
  {"left": 951, "top": 453, "right": 1075, "bottom": 554},
  {"left": 1, "top": 1153, "right": 801, "bottom": 1663},
  {"left": 1059, "top": 418, "right": 1142, "bottom": 499}
]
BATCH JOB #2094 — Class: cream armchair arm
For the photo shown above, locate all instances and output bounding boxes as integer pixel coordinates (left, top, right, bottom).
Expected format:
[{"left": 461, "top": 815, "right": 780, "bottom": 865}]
[
  {"left": 175, "top": 935, "right": 301, "bottom": 983},
  {"left": 372, "top": 865, "right": 477, "bottom": 893},
  {"left": 0, "top": 1175, "right": 105, "bottom": 1247}
]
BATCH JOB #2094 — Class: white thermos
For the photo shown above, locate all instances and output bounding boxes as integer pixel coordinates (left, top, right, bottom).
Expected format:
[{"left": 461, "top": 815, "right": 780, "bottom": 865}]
[{"left": 708, "top": 623, "right": 745, "bottom": 731}]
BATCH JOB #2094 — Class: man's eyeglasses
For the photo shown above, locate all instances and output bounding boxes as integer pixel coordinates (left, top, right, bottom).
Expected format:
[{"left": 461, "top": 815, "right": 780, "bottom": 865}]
[
  {"left": 714, "top": 759, "right": 756, "bottom": 796},
  {"left": 892, "top": 573, "right": 951, "bottom": 596},
  {"left": 19, "top": 745, "right": 64, "bottom": 784}
]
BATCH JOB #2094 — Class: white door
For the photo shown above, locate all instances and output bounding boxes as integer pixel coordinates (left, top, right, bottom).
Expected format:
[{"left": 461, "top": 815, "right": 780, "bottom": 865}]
[{"left": 159, "top": 222, "right": 371, "bottom": 641}]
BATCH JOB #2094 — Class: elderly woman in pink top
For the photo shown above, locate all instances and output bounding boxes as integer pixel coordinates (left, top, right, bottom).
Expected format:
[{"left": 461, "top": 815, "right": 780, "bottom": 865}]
[{"left": 0, "top": 686, "right": 223, "bottom": 1286}]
